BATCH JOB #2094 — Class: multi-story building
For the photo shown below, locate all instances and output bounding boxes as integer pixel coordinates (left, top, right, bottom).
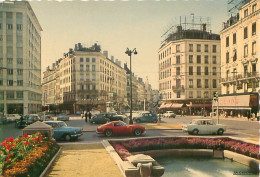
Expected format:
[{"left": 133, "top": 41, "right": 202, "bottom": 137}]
[
  {"left": 158, "top": 22, "right": 221, "bottom": 115},
  {"left": 42, "top": 43, "right": 127, "bottom": 113},
  {"left": 219, "top": 0, "right": 259, "bottom": 117},
  {"left": 0, "top": 1, "right": 42, "bottom": 115},
  {"left": 124, "top": 64, "right": 155, "bottom": 111}
]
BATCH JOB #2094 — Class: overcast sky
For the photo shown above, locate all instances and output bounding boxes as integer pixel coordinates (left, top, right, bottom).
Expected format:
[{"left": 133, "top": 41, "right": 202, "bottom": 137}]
[{"left": 30, "top": 0, "right": 229, "bottom": 89}]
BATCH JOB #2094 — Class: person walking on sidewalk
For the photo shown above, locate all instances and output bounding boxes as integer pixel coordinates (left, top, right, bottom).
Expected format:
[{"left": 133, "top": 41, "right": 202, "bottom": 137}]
[
  {"left": 85, "top": 111, "right": 88, "bottom": 122},
  {"left": 247, "top": 112, "right": 251, "bottom": 121},
  {"left": 88, "top": 111, "right": 92, "bottom": 121}
]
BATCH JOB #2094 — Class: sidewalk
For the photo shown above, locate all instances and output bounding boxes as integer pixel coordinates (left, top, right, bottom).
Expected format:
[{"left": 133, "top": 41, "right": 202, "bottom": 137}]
[{"left": 47, "top": 143, "right": 123, "bottom": 177}]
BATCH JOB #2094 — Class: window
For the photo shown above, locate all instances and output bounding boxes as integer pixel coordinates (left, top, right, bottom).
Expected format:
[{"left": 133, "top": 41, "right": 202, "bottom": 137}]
[
  {"left": 0, "top": 80, "right": 2, "bottom": 86},
  {"left": 176, "top": 67, "right": 180, "bottom": 75},
  {"left": 205, "top": 79, "right": 209, "bottom": 88},
  {"left": 17, "top": 24, "right": 22, "bottom": 31},
  {"left": 244, "top": 27, "right": 248, "bottom": 39},
  {"left": 204, "top": 55, "right": 209, "bottom": 64},
  {"left": 197, "top": 44, "right": 201, "bottom": 52},
  {"left": 189, "top": 79, "right": 193, "bottom": 88},
  {"left": 252, "top": 4, "right": 257, "bottom": 13},
  {"left": 17, "top": 80, "right": 23, "bottom": 86},
  {"left": 189, "top": 44, "right": 193, "bottom": 52},
  {"left": 252, "top": 41, "right": 256, "bottom": 55},
  {"left": 92, "top": 58, "right": 96, "bottom": 62},
  {"left": 226, "top": 52, "right": 229, "bottom": 63},
  {"left": 233, "top": 49, "right": 237, "bottom": 61},
  {"left": 244, "top": 44, "right": 248, "bottom": 57},
  {"left": 86, "top": 65, "right": 89, "bottom": 71},
  {"left": 7, "top": 80, "right": 13, "bottom": 86},
  {"left": 17, "top": 69, "right": 23, "bottom": 75},
  {"left": 7, "top": 58, "right": 13, "bottom": 64},
  {"left": 7, "top": 69, "right": 13, "bottom": 75},
  {"left": 189, "top": 66, "right": 193, "bottom": 75},
  {"left": 7, "top": 91, "right": 14, "bottom": 99},
  {"left": 80, "top": 58, "right": 83, "bottom": 62},
  {"left": 189, "top": 55, "right": 193, "bottom": 63},
  {"left": 177, "top": 92, "right": 181, "bottom": 98},
  {"left": 86, "top": 58, "right": 89, "bottom": 62},
  {"left": 252, "top": 22, "right": 256, "bottom": 36},
  {"left": 86, "top": 73, "right": 90, "bottom": 81},
  {"left": 213, "top": 67, "right": 217, "bottom": 75},
  {"left": 226, "top": 36, "right": 229, "bottom": 47},
  {"left": 212, "top": 45, "right": 216, "bottom": 53},
  {"left": 92, "top": 65, "right": 96, "bottom": 71},
  {"left": 197, "top": 79, "right": 201, "bottom": 88},
  {"left": 205, "top": 67, "right": 209, "bottom": 75},
  {"left": 7, "top": 24, "right": 13, "bottom": 30},
  {"left": 233, "top": 33, "right": 236, "bottom": 44},
  {"left": 197, "top": 91, "right": 201, "bottom": 98},
  {"left": 197, "top": 66, "right": 201, "bottom": 75},
  {"left": 244, "top": 66, "right": 248, "bottom": 77},
  {"left": 80, "top": 74, "right": 84, "bottom": 81},
  {"left": 17, "top": 58, "right": 23, "bottom": 64},
  {"left": 226, "top": 70, "right": 229, "bottom": 79},
  {"left": 213, "top": 79, "right": 217, "bottom": 88},
  {"left": 204, "top": 45, "right": 208, "bottom": 52},
  {"left": 92, "top": 74, "right": 96, "bottom": 81},
  {"left": 197, "top": 55, "right": 201, "bottom": 64},
  {"left": 204, "top": 91, "right": 209, "bottom": 98},
  {"left": 80, "top": 64, "right": 83, "bottom": 71},
  {"left": 189, "top": 91, "right": 193, "bottom": 98},
  {"left": 244, "top": 9, "right": 248, "bottom": 18},
  {"left": 176, "top": 45, "right": 180, "bottom": 52},
  {"left": 212, "top": 56, "right": 217, "bottom": 64},
  {"left": 176, "top": 55, "right": 180, "bottom": 64}
]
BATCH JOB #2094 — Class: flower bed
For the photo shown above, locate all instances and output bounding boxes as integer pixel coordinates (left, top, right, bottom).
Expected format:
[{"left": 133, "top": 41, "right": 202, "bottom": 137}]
[
  {"left": 0, "top": 132, "right": 60, "bottom": 177},
  {"left": 110, "top": 137, "right": 259, "bottom": 161}
]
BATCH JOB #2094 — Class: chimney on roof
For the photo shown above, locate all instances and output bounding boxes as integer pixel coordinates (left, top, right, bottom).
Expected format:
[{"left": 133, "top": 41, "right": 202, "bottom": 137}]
[
  {"left": 111, "top": 56, "right": 114, "bottom": 62},
  {"left": 115, "top": 59, "right": 119, "bottom": 65},
  {"left": 69, "top": 48, "right": 73, "bottom": 54},
  {"left": 118, "top": 61, "right": 121, "bottom": 67},
  {"left": 103, "top": 51, "right": 108, "bottom": 58},
  {"left": 177, "top": 25, "right": 182, "bottom": 32},
  {"left": 201, "top": 23, "right": 206, "bottom": 31}
]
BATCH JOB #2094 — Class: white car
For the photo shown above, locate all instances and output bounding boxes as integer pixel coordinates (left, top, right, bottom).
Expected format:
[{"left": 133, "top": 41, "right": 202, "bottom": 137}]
[
  {"left": 163, "top": 111, "right": 176, "bottom": 118},
  {"left": 182, "top": 119, "right": 227, "bottom": 135},
  {"left": 6, "top": 114, "right": 21, "bottom": 122}
]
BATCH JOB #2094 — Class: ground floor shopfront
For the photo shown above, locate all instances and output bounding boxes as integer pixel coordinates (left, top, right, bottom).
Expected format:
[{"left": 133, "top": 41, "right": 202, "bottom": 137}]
[
  {"left": 212, "top": 93, "right": 259, "bottom": 118},
  {"left": 159, "top": 99, "right": 213, "bottom": 115}
]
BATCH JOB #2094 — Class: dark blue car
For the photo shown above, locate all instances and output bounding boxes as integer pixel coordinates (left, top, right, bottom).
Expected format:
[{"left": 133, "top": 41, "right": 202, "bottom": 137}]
[
  {"left": 134, "top": 113, "right": 158, "bottom": 123},
  {"left": 44, "top": 121, "right": 82, "bottom": 141}
]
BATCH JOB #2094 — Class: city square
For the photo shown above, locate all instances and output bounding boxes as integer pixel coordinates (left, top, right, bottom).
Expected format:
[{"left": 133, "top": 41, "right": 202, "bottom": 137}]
[{"left": 0, "top": 0, "right": 259, "bottom": 176}]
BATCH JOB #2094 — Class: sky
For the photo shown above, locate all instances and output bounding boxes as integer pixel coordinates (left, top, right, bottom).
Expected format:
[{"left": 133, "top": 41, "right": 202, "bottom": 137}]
[{"left": 30, "top": 0, "right": 229, "bottom": 90}]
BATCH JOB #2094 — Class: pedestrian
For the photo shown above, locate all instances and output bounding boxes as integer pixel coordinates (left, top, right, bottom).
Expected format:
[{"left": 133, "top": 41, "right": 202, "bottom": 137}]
[
  {"left": 181, "top": 110, "right": 184, "bottom": 117},
  {"left": 85, "top": 111, "right": 88, "bottom": 122},
  {"left": 88, "top": 111, "right": 92, "bottom": 121},
  {"left": 247, "top": 112, "right": 250, "bottom": 121}
]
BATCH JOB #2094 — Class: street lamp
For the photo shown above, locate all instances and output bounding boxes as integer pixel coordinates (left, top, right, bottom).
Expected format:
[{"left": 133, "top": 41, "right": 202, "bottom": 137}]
[{"left": 125, "top": 48, "right": 138, "bottom": 124}]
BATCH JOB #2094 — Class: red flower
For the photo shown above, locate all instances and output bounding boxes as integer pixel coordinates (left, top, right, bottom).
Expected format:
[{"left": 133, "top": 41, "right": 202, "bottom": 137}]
[
  {"left": 39, "top": 137, "right": 42, "bottom": 142},
  {"left": 23, "top": 134, "right": 29, "bottom": 138},
  {"left": 9, "top": 136, "right": 14, "bottom": 142},
  {"left": 5, "top": 157, "right": 10, "bottom": 162}
]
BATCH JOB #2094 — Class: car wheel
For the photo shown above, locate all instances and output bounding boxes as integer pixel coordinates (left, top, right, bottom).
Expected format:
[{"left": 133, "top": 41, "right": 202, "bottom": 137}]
[
  {"left": 134, "top": 129, "right": 142, "bottom": 136},
  {"left": 136, "top": 119, "right": 141, "bottom": 123},
  {"left": 217, "top": 129, "right": 224, "bottom": 135},
  {"left": 65, "top": 134, "right": 71, "bottom": 141},
  {"left": 105, "top": 129, "right": 113, "bottom": 137},
  {"left": 192, "top": 129, "right": 199, "bottom": 135}
]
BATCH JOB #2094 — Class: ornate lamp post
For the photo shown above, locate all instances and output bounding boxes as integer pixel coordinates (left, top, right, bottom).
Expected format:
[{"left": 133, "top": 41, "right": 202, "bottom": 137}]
[{"left": 125, "top": 48, "right": 137, "bottom": 124}]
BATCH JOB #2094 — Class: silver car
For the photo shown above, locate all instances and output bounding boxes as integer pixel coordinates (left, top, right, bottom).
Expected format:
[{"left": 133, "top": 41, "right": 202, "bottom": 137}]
[{"left": 57, "top": 114, "right": 70, "bottom": 121}]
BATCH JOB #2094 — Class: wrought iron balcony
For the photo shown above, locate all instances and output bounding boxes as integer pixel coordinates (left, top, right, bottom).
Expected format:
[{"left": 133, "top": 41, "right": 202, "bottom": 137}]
[{"left": 172, "top": 85, "right": 185, "bottom": 92}]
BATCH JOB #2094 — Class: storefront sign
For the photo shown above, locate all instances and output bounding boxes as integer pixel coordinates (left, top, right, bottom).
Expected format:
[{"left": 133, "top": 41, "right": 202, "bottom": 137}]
[{"left": 218, "top": 95, "right": 250, "bottom": 107}]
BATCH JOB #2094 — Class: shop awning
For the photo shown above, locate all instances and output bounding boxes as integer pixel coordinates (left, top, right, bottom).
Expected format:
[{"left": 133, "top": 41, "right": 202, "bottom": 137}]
[
  {"left": 159, "top": 103, "right": 172, "bottom": 109},
  {"left": 190, "top": 103, "right": 212, "bottom": 108},
  {"left": 170, "top": 103, "right": 183, "bottom": 108}
]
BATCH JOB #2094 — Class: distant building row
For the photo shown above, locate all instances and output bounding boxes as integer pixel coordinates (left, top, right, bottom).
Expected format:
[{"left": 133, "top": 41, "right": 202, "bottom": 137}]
[{"left": 42, "top": 43, "right": 155, "bottom": 113}]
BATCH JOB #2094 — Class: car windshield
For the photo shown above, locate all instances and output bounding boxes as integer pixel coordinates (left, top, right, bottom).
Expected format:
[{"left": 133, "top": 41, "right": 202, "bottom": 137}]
[
  {"left": 192, "top": 120, "right": 199, "bottom": 124},
  {"left": 58, "top": 122, "right": 67, "bottom": 127}
]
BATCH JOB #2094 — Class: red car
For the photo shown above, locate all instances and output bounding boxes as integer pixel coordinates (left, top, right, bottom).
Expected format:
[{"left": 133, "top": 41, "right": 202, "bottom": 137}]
[{"left": 96, "top": 121, "right": 145, "bottom": 137}]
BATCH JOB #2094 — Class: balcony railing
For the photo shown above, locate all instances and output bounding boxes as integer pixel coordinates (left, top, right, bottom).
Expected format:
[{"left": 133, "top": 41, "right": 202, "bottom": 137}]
[{"left": 172, "top": 85, "right": 185, "bottom": 92}]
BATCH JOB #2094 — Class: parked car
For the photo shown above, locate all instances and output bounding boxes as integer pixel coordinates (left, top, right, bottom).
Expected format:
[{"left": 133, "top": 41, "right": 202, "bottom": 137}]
[
  {"left": 163, "top": 111, "right": 176, "bottom": 118},
  {"left": 57, "top": 113, "right": 70, "bottom": 121},
  {"left": 182, "top": 119, "right": 227, "bottom": 135},
  {"left": 40, "top": 115, "right": 54, "bottom": 121},
  {"left": 90, "top": 114, "right": 110, "bottom": 124},
  {"left": 134, "top": 113, "right": 158, "bottom": 123},
  {"left": 102, "top": 112, "right": 125, "bottom": 121},
  {"left": 15, "top": 114, "right": 41, "bottom": 128},
  {"left": 6, "top": 114, "right": 21, "bottom": 122},
  {"left": 44, "top": 121, "right": 82, "bottom": 141},
  {"left": 96, "top": 121, "right": 145, "bottom": 137}
]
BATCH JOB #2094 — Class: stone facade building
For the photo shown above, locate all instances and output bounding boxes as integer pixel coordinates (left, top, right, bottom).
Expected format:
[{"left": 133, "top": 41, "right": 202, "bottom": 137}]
[
  {"left": 0, "top": 1, "right": 42, "bottom": 115},
  {"left": 218, "top": 0, "right": 259, "bottom": 117},
  {"left": 158, "top": 24, "right": 221, "bottom": 115}
]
